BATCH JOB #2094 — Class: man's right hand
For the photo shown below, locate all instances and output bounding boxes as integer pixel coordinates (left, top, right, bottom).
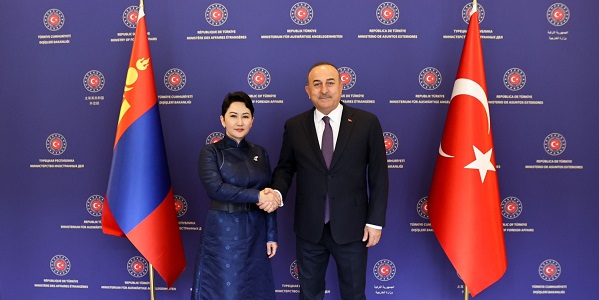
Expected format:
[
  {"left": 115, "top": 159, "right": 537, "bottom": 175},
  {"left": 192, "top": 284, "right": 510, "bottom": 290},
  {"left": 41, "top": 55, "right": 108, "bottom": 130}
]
[{"left": 257, "top": 188, "right": 281, "bottom": 213}]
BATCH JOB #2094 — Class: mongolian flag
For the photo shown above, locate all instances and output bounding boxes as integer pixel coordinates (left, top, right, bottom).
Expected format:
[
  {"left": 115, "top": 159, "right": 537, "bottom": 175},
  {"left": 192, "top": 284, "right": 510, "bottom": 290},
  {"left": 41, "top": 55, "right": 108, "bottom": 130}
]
[
  {"left": 428, "top": 5, "right": 507, "bottom": 297},
  {"left": 102, "top": 0, "right": 185, "bottom": 288}
]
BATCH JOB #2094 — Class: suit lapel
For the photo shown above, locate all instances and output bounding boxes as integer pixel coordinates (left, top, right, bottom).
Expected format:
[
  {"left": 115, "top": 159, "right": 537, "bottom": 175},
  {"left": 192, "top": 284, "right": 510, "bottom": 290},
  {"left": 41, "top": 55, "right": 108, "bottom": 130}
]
[{"left": 330, "top": 105, "right": 354, "bottom": 169}]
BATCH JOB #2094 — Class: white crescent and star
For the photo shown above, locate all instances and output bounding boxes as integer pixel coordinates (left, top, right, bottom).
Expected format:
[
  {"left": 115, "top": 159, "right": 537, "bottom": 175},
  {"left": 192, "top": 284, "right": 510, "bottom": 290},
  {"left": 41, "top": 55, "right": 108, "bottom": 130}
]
[
  {"left": 510, "top": 75, "right": 519, "bottom": 84},
  {"left": 134, "top": 262, "right": 143, "bottom": 272},
  {"left": 93, "top": 201, "right": 102, "bottom": 210},
  {"left": 254, "top": 74, "right": 264, "bottom": 84},
  {"left": 426, "top": 74, "right": 435, "bottom": 83},
  {"left": 553, "top": 10, "right": 563, "bottom": 20},
  {"left": 438, "top": 78, "right": 496, "bottom": 183},
  {"left": 507, "top": 203, "right": 515, "bottom": 212}
]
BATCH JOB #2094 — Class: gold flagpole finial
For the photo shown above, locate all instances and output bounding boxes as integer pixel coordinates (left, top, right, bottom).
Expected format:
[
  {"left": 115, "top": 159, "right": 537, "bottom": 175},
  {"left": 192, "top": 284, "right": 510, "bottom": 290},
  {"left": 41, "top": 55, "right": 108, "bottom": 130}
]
[{"left": 472, "top": 0, "right": 478, "bottom": 12}]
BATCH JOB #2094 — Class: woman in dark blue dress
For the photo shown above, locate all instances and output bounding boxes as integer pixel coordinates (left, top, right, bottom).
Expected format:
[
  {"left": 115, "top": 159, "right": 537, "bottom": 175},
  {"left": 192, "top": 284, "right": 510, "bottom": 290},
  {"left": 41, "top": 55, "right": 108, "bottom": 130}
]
[{"left": 191, "top": 91, "right": 280, "bottom": 300}]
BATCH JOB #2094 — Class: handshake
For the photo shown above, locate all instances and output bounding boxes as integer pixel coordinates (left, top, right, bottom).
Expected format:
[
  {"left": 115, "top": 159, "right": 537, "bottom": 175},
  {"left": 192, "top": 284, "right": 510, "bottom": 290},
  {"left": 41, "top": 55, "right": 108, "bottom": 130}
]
[{"left": 257, "top": 188, "right": 281, "bottom": 213}]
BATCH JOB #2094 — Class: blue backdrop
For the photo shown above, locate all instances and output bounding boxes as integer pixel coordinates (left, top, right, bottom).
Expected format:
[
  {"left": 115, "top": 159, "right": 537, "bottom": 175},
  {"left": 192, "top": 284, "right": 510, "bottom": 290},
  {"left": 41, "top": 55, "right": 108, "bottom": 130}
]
[{"left": 1, "top": 1, "right": 598, "bottom": 299}]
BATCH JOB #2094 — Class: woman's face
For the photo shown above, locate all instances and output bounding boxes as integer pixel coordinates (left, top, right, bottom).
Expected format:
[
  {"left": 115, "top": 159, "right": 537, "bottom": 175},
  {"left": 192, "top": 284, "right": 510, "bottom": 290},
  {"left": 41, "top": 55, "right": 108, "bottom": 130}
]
[{"left": 220, "top": 101, "right": 254, "bottom": 143}]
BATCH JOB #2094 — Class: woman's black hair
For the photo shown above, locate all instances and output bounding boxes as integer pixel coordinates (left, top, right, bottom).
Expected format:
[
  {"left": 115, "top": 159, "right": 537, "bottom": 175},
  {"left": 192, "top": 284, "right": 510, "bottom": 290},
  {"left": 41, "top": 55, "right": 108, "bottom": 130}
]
[{"left": 221, "top": 91, "right": 254, "bottom": 116}]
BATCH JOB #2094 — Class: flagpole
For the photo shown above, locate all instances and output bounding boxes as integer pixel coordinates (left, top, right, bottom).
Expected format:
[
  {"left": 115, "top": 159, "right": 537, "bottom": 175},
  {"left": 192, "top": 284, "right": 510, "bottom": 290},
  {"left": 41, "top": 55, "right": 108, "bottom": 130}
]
[
  {"left": 150, "top": 264, "right": 156, "bottom": 300},
  {"left": 143, "top": 1, "right": 155, "bottom": 297},
  {"left": 466, "top": 2, "right": 476, "bottom": 299},
  {"left": 463, "top": 0, "right": 479, "bottom": 295},
  {"left": 463, "top": 3, "right": 475, "bottom": 300},
  {"left": 466, "top": 3, "right": 475, "bottom": 299}
]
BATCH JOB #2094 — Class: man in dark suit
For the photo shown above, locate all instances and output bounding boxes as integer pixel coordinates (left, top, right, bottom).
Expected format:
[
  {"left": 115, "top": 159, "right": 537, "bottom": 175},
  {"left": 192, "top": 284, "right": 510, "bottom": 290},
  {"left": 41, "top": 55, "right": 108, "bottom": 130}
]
[{"left": 272, "top": 62, "right": 389, "bottom": 300}]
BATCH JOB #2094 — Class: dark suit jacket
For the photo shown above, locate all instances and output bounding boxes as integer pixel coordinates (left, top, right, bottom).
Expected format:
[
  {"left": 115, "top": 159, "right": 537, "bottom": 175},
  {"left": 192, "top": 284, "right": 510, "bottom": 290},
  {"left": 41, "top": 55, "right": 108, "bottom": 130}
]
[{"left": 272, "top": 103, "right": 389, "bottom": 244}]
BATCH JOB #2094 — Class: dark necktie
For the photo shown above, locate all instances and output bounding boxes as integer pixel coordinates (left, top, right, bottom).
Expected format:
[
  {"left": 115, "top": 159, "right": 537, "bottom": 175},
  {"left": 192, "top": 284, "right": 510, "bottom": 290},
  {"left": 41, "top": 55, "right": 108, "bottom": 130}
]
[{"left": 322, "top": 116, "right": 333, "bottom": 223}]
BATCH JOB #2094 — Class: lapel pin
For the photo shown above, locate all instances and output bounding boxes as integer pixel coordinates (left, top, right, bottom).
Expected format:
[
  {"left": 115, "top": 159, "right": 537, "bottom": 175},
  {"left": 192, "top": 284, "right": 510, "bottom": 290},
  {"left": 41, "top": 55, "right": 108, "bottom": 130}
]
[
  {"left": 348, "top": 118, "right": 353, "bottom": 123},
  {"left": 254, "top": 156, "right": 259, "bottom": 161}
]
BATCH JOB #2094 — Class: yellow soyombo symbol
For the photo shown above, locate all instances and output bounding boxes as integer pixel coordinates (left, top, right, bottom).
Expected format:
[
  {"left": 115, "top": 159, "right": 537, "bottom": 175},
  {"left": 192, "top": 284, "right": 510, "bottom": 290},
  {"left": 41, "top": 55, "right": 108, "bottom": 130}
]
[
  {"left": 119, "top": 57, "right": 151, "bottom": 124},
  {"left": 124, "top": 58, "right": 150, "bottom": 92}
]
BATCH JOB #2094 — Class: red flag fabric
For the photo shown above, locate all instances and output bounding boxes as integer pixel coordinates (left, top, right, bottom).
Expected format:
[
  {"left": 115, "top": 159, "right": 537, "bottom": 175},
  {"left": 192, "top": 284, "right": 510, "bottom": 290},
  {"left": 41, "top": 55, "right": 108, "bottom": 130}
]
[
  {"left": 101, "top": 1, "right": 186, "bottom": 288},
  {"left": 428, "top": 9, "right": 507, "bottom": 297}
]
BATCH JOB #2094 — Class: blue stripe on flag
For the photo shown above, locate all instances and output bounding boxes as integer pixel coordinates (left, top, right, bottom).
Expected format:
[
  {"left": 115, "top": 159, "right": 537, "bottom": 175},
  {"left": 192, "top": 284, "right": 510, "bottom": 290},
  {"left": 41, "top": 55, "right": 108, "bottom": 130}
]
[{"left": 106, "top": 105, "right": 171, "bottom": 233}]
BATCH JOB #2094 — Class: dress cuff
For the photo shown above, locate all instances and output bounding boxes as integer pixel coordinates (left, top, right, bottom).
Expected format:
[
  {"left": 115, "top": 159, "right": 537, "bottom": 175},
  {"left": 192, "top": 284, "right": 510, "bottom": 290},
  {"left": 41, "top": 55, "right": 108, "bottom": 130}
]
[
  {"left": 273, "top": 189, "right": 284, "bottom": 207},
  {"left": 366, "top": 223, "right": 382, "bottom": 230}
]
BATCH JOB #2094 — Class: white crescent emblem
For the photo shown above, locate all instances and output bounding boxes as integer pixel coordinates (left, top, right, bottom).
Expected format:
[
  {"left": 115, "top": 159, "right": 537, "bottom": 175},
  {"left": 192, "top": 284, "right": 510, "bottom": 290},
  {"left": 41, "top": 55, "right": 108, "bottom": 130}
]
[
  {"left": 438, "top": 78, "right": 490, "bottom": 158},
  {"left": 438, "top": 144, "right": 454, "bottom": 158},
  {"left": 426, "top": 74, "right": 435, "bottom": 83},
  {"left": 553, "top": 11, "right": 562, "bottom": 19}
]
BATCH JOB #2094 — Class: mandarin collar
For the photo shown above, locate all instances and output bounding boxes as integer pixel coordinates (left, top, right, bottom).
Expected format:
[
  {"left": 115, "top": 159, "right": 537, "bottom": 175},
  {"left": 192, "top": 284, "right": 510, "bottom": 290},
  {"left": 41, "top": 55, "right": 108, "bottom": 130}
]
[{"left": 223, "top": 135, "right": 248, "bottom": 148}]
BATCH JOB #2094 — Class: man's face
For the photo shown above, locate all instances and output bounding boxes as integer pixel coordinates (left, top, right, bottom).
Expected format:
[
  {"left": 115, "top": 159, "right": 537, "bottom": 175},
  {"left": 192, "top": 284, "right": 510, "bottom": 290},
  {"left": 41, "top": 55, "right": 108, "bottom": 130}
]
[{"left": 305, "top": 64, "right": 342, "bottom": 115}]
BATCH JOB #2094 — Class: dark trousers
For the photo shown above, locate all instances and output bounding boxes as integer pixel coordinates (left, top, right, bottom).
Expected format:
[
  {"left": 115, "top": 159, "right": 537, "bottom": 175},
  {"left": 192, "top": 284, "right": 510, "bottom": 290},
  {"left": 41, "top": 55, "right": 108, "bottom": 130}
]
[{"left": 296, "top": 223, "right": 368, "bottom": 300}]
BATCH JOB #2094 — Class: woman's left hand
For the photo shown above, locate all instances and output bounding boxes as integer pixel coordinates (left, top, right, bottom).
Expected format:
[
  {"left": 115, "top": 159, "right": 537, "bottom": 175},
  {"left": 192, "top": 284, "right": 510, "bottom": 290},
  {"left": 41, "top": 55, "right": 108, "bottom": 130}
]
[{"left": 266, "top": 242, "right": 278, "bottom": 258}]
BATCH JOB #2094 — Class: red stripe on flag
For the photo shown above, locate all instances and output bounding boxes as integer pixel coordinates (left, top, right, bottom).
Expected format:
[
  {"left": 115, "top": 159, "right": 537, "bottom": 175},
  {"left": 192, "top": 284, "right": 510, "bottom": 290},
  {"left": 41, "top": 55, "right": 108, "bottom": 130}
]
[
  {"left": 127, "top": 189, "right": 186, "bottom": 288},
  {"left": 101, "top": 197, "right": 125, "bottom": 236}
]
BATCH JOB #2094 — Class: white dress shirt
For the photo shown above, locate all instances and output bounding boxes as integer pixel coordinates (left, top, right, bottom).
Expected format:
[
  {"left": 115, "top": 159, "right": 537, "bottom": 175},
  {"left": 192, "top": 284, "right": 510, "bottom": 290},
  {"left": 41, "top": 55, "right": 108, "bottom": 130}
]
[{"left": 314, "top": 104, "right": 343, "bottom": 150}]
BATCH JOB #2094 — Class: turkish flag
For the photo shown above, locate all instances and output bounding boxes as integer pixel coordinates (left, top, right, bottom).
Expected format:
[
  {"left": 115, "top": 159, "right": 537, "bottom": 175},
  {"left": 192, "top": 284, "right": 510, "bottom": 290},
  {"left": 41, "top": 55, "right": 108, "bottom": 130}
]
[{"left": 428, "top": 9, "right": 507, "bottom": 297}]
